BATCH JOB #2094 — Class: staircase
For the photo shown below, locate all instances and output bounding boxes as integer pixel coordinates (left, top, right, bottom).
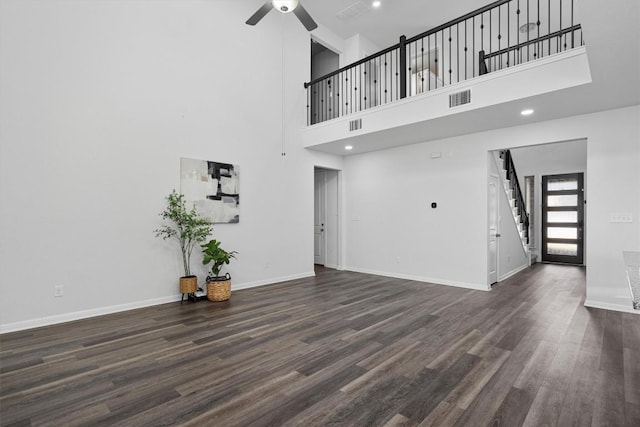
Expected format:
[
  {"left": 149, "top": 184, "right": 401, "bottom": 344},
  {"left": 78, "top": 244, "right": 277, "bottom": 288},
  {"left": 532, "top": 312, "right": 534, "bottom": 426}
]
[{"left": 494, "top": 150, "right": 531, "bottom": 259}]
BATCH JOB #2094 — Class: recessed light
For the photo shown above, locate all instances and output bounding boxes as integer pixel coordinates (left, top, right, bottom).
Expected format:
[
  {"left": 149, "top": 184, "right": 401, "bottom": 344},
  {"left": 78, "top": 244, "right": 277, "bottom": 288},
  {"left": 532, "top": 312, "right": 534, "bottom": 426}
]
[
  {"left": 345, "top": 145, "right": 353, "bottom": 150},
  {"left": 521, "top": 109, "right": 534, "bottom": 116},
  {"left": 372, "top": 1, "right": 381, "bottom": 8}
]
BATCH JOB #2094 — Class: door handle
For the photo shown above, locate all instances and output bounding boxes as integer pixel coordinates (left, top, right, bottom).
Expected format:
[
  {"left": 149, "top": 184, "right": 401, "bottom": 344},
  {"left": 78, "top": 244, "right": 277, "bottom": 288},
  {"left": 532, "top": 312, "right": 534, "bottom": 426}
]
[{"left": 495, "top": 233, "right": 501, "bottom": 237}]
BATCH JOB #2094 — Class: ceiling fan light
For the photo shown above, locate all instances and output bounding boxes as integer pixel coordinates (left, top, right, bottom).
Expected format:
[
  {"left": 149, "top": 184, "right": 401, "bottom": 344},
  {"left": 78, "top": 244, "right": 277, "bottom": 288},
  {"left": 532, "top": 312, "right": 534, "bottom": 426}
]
[{"left": 272, "top": 0, "right": 299, "bottom": 14}]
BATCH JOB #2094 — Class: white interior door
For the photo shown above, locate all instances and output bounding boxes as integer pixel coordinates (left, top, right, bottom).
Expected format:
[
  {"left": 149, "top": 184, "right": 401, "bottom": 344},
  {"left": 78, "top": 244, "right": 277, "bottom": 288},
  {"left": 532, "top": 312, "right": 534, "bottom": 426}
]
[
  {"left": 314, "top": 170, "right": 326, "bottom": 265},
  {"left": 488, "top": 174, "right": 499, "bottom": 285}
]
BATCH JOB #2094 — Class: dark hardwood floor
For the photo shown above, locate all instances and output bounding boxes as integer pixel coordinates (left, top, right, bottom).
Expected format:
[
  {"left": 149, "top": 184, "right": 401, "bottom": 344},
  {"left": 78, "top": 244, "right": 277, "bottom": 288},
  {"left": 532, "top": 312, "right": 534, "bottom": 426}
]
[{"left": 1, "top": 264, "right": 639, "bottom": 426}]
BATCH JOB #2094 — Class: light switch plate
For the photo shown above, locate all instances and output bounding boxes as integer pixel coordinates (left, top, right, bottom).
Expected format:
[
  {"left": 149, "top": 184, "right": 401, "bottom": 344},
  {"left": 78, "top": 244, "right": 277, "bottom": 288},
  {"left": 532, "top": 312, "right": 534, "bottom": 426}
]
[{"left": 610, "top": 213, "right": 633, "bottom": 223}]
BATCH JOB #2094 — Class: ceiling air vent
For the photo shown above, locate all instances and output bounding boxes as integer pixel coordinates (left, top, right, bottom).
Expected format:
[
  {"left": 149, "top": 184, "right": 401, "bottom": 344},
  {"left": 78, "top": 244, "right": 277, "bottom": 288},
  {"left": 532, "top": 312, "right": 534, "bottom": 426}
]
[
  {"left": 336, "top": 1, "right": 371, "bottom": 21},
  {"left": 349, "top": 118, "right": 362, "bottom": 131},
  {"left": 449, "top": 89, "right": 471, "bottom": 108}
]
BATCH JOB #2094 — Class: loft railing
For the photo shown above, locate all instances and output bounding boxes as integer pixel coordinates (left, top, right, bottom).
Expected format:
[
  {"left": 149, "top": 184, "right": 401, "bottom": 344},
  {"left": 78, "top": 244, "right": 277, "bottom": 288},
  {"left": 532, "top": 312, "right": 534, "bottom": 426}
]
[
  {"left": 305, "top": 0, "right": 583, "bottom": 126},
  {"left": 502, "top": 149, "right": 530, "bottom": 244}
]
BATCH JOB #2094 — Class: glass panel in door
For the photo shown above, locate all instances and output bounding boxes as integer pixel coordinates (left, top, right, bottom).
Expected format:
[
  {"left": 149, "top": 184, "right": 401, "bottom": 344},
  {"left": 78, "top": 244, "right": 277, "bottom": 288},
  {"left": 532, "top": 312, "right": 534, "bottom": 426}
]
[{"left": 542, "top": 173, "right": 584, "bottom": 264}]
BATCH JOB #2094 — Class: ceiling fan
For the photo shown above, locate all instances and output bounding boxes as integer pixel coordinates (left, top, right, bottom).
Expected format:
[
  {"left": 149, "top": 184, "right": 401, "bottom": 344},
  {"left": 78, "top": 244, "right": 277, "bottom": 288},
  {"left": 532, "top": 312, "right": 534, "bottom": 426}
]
[{"left": 246, "top": 0, "right": 318, "bottom": 31}]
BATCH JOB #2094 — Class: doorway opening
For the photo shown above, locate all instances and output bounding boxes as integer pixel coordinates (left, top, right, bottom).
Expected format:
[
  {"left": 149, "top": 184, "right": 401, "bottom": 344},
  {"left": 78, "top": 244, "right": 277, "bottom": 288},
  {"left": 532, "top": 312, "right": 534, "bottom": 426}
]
[
  {"left": 310, "top": 39, "right": 340, "bottom": 124},
  {"left": 314, "top": 167, "right": 340, "bottom": 269},
  {"left": 489, "top": 139, "right": 587, "bottom": 285}
]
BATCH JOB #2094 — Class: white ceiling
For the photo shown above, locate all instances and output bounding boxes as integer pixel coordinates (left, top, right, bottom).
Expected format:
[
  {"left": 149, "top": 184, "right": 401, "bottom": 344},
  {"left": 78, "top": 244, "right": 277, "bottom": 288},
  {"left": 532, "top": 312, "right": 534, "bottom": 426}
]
[
  {"left": 304, "top": 0, "right": 491, "bottom": 48},
  {"left": 291, "top": 0, "right": 640, "bottom": 155}
]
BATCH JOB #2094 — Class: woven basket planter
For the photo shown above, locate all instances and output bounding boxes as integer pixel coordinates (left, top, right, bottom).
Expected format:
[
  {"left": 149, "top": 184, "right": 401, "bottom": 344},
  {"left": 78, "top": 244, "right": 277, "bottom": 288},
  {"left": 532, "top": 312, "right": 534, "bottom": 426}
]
[
  {"left": 207, "top": 274, "right": 231, "bottom": 301},
  {"left": 179, "top": 276, "right": 197, "bottom": 294}
]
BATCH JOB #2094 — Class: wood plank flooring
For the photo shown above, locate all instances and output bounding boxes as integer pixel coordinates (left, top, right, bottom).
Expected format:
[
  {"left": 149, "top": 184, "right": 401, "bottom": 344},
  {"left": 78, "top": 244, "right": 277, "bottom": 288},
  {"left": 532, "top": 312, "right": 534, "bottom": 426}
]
[{"left": 1, "top": 264, "right": 639, "bottom": 426}]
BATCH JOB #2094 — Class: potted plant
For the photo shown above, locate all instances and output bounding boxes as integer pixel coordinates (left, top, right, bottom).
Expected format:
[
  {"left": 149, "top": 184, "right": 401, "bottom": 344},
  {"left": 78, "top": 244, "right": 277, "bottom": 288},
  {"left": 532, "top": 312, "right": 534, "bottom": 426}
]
[
  {"left": 154, "top": 190, "right": 212, "bottom": 302},
  {"left": 201, "top": 238, "right": 237, "bottom": 301}
]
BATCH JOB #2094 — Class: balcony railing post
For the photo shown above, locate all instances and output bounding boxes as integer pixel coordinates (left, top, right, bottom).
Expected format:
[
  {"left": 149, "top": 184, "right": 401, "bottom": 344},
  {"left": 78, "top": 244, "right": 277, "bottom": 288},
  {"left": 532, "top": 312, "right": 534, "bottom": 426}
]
[
  {"left": 479, "top": 50, "right": 488, "bottom": 75},
  {"left": 399, "top": 35, "right": 407, "bottom": 99}
]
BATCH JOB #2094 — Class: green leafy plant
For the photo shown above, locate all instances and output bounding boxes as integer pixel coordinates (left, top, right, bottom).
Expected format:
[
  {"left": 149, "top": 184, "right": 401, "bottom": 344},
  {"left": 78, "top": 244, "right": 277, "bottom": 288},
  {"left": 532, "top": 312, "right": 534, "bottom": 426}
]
[
  {"left": 201, "top": 239, "right": 237, "bottom": 279},
  {"left": 154, "top": 190, "right": 212, "bottom": 277}
]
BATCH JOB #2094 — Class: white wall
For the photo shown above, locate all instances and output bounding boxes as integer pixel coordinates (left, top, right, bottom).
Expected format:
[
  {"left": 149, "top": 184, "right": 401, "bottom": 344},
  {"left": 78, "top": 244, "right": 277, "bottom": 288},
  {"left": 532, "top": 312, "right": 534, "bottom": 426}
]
[
  {"left": 343, "top": 106, "right": 640, "bottom": 312},
  {"left": 0, "top": 0, "right": 343, "bottom": 331},
  {"left": 344, "top": 34, "right": 381, "bottom": 64}
]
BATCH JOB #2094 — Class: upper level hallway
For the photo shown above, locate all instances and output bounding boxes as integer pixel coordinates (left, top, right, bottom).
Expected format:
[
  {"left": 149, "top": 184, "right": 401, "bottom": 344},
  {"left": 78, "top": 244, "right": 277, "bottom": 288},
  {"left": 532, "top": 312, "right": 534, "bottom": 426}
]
[{"left": 301, "top": 0, "right": 639, "bottom": 155}]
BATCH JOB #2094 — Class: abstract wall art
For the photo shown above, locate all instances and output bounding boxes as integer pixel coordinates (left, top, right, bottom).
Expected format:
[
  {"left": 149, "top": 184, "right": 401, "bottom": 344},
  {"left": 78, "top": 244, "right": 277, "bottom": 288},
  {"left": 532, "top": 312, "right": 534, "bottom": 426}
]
[{"left": 180, "top": 157, "right": 239, "bottom": 224}]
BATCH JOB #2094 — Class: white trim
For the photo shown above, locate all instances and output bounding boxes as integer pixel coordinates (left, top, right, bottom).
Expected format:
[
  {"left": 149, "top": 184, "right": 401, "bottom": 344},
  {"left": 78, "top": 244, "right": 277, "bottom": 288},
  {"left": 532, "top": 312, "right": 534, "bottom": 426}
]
[
  {"left": 0, "top": 271, "right": 316, "bottom": 334},
  {"left": 498, "top": 263, "right": 530, "bottom": 282},
  {"left": 344, "top": 266, "right": 491, "bottom": 291},
  {"left": 231, "top": 271, "right": 316, "bottom": 291},
  {"left": 0, "top": 295, "right": 181, "bottom": 334},
  {"left": 584, "top": 299, "right": 640, "bottom": 315}
]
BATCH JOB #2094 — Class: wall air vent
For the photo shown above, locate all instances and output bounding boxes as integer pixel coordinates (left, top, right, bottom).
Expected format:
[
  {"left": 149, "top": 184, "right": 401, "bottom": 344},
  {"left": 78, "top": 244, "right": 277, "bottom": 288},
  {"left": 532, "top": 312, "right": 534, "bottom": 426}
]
[
  {"left": 349, "top": 118, "right": 362, "bottom": 131},
  {"left": 449, "top": 89, "right": 471, "bottom": 108}
]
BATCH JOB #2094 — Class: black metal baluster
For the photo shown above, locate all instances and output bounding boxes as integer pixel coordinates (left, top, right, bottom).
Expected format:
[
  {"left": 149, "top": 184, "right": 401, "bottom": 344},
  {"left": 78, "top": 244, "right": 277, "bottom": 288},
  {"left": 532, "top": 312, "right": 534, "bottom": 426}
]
[
  {"left": 456, "top": 24, "right": 460, "bottom": 82},
  {"left": 508, "top": 1, "right": 511, "bottom": 67},
  {"left": 376, "top": 56, "right": 380, "bottom": 106},
  {"left": 498, "top": 5, "right": 501, "bottom": 70},
  {"left": 448, "top": 28, "right": 452, "bottom": 84},
  {"left": 322, "top": 79, "right": 326, "bottom": 122},
  {"left": 365, "top": 61, "right": 369, "bottom": 110},
  {"left": 559, "top": 0, "right": 562, "bottom": 51},
  {"left": 421, "top": 37, "right": 425, "bottom": 93},
  {"left": 408, "top": 42, "right": 412, "bottom": 96},
  {"left": 428, "top": 35, "right": 431, "bottom": 91},
  {"left": 435, "top": 32, "right": 438, "bottom": 88},
  {"left": 517, "top": 0, "right": 520, "bottom": 64},
  {"left": 527, "top": 0, "right": 530, "bottom": 61},
  {"left": 481, "top": 12, "right": 484, "bottom": 62},
  {"left": 537, "top": 0, "right": 540, "bottom": 58},
  {"left": 489, "top": 7, "right": 492, "bottom": 60},
  {"left": 346, "top": 69, "right": 350, "bottom": 115},
  {"left": 358, "top": 63, "right": 362, "bottom": 111},
  {"left": 473, "top": 16, "right": 475, "bottom": 76},
  {"left": 442, "top": 30, "right": 445, "bottom": 84},
  {"left": 464, "top": 20, "right": 468, "bottom": 79}
]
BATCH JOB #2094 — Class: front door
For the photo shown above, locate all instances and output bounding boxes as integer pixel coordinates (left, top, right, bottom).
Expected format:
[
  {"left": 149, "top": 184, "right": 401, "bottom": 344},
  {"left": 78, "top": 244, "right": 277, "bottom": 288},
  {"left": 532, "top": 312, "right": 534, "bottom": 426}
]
[{"left": 542, "top": 173, "right": 584, "bottom": 264}]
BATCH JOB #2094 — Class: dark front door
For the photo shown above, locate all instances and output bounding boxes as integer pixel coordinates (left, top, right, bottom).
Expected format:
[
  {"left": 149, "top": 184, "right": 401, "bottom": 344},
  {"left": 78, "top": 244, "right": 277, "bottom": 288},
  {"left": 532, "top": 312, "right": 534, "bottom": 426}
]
[{"left": 542, "top": 173, "right": 584, "bottom": 264}]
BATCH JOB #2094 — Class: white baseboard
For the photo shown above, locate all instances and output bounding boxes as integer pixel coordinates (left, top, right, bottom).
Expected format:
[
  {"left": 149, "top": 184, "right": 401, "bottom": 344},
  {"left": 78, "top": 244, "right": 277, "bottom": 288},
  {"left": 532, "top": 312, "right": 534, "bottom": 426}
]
[
  {"left": 0, "top": 295, "right": 181, "bottom": 334},
  {"left": 0, "top": 271, "right": 317, "bottom": 334},
  {"left": 232, "top": 271, "right": 315, "bottom": 291},
  {"left": 344, "top": 266, "right": 491, "bottom": 291},
  {"left": 498, "top": 263, "right": 530, "bottom": 282},
  {"left": 584, "top": 299, "right": 640, "bottom": 315}
]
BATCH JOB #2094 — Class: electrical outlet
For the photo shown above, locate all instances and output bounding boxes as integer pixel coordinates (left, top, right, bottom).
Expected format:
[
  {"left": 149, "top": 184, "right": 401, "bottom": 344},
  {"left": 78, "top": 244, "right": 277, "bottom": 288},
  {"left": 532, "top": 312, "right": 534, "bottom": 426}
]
[{"left": 54, "top": 285, "right": 64, "bottom": 297}]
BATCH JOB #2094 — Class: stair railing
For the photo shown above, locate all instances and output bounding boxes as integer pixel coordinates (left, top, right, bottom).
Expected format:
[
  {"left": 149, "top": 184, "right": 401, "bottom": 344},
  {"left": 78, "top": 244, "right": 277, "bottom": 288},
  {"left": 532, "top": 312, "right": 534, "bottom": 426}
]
[
  {"left": 305, "top": 0, "right": 583, "bottom": 126},
  {"left": 502, "top": 150, "right": 530, "bottom": 243}
]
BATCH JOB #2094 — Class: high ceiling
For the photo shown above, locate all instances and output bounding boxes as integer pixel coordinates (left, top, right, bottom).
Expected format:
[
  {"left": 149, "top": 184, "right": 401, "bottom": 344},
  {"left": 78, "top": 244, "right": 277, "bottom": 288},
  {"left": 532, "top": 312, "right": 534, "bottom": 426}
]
[
  {"left": 304, "top": 0, "right": 492, "bottom": 49},
  {"left": 289, "top": 0, "right": 639, "bottom": 154}
]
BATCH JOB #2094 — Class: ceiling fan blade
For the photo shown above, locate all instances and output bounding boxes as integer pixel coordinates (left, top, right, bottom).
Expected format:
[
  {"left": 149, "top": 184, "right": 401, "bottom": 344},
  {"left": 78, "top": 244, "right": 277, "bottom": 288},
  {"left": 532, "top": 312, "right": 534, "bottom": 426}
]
[
  {"left": 293, "top": 3, "right": 318, "bottom": 31},
  {"left": 246, "top": 1, "right": 273, "bottom": 26}
]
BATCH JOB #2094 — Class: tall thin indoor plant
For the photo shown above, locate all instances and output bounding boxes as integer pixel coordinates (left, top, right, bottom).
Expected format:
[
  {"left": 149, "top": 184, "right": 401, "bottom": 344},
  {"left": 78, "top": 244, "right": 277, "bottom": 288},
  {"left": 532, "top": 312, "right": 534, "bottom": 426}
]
[{"left": 154, "top": 190, "right": 212, "bottom": 299}]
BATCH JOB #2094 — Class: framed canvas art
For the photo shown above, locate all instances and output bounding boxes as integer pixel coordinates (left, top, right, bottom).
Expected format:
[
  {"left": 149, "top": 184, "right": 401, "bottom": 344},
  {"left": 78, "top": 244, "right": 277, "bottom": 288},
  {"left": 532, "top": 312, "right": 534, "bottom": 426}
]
[{"left": 180, "top": 157, "right": 239, "bottom": 224}]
